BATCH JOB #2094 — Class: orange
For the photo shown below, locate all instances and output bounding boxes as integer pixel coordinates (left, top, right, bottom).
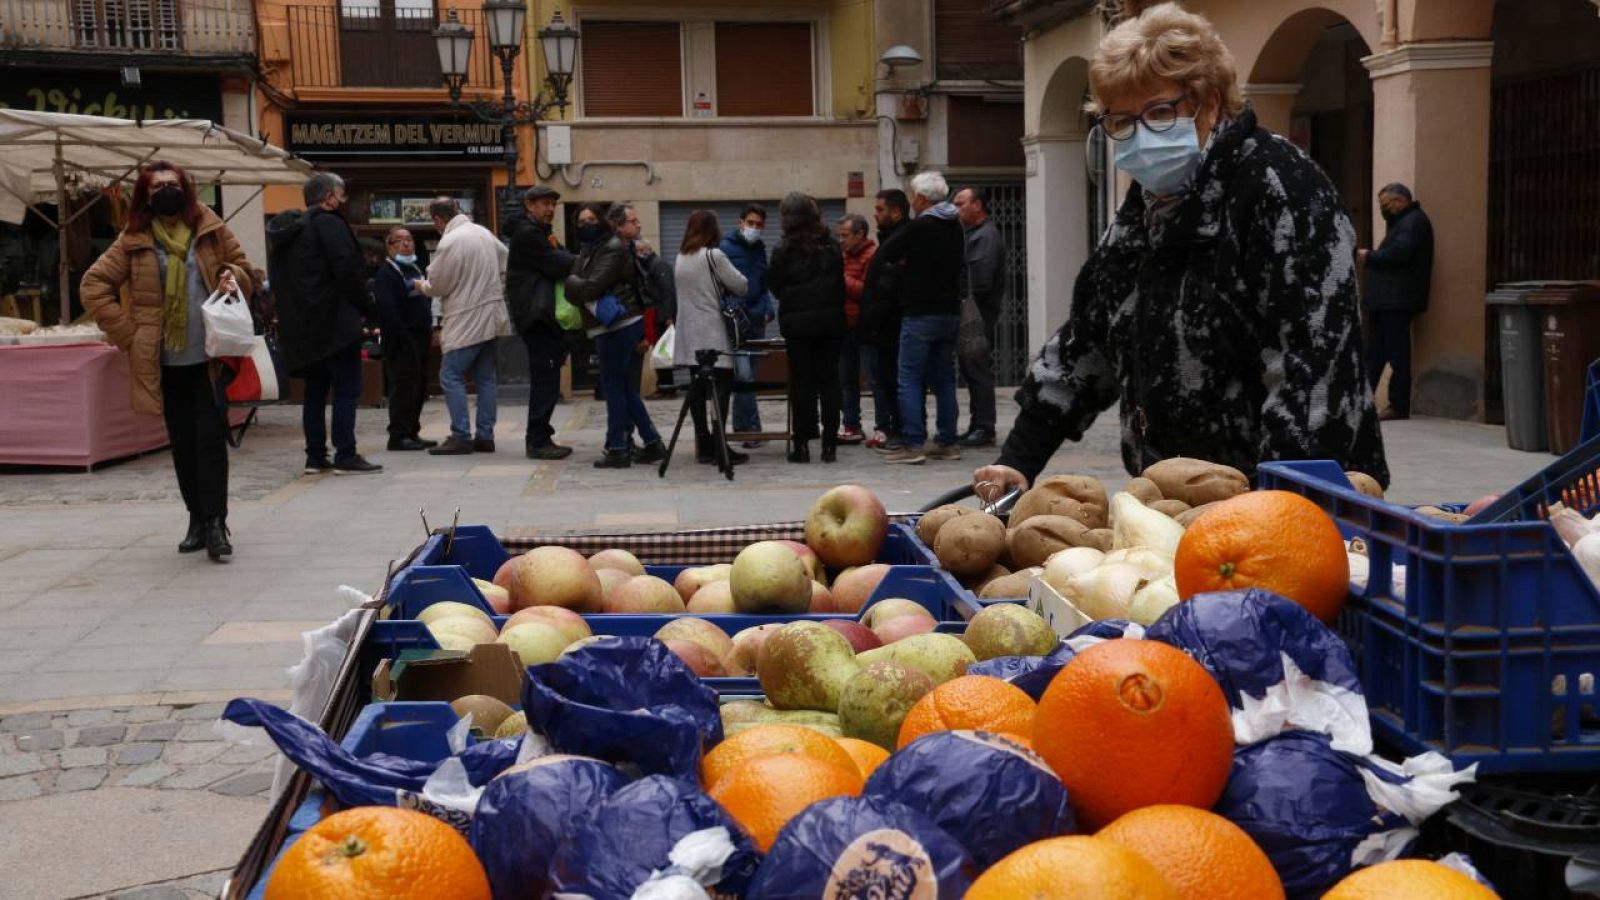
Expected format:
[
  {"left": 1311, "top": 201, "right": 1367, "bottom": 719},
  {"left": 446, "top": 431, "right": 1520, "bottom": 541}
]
[
  {"left": 1033, "top": 639, "right": 1233, "bottom": 829},
  {"left": 834, "top": 736, "right": 891, "bottom": 778},
  {"left": 707, "top": 753, "right": 864, "bottom": 851},
  {"left": 1098, "top": 805, "right": 1284, "bottom": 900},
  {"left": 264, "top": 806, "right": 489, "bottom": 900},
  {"left": 1322, "top": 859, "right": 1499, "bottom": 899},
  {"left": 967, "top": 835, "right": 1180, "bottom": 899},
  {"left": 896, "top": 674, "right": 1036, "bottom": 749},
  {"left": 700, "top": 723, "right": 859, "bottom": 790},
  {"left": 1174, "top": 490, "right": 1349, "bottom": 624}
]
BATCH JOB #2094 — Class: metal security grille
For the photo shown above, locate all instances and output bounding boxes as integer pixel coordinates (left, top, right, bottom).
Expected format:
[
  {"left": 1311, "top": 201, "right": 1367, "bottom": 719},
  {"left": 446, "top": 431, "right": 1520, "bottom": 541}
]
[{"left": 963, "top": 180, "right": 1029, "bottom": 386}]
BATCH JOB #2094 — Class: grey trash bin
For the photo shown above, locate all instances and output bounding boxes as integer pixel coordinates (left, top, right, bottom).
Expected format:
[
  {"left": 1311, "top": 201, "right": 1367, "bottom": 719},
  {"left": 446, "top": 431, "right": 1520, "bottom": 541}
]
[{"left": 1486, "top": 283, "right": 1551, "bottom": 451}]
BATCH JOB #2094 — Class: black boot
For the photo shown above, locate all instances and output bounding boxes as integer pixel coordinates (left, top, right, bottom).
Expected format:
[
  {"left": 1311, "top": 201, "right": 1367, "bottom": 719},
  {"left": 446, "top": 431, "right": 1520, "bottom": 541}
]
[
  {"left": 787, "top": 441, "right": 811, "bottom": 464},
  {"left": 178, "top": 516, "right": 205, "bottom": 554},
  {"left": 592, "top": 449, "right": 633, "bottom": 469},
  {"left": 821, "top": 439, "right": 837, "bottom": 464},
  {"left": 205, "top": 518, "right": 233, "bottom": 561},
  {"left": 633, "top": 441, "right": 667, "bottom": 464}
]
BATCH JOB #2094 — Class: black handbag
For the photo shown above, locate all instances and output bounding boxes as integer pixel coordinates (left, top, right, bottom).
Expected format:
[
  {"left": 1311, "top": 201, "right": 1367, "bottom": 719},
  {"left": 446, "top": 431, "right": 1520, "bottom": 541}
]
[{"left": 707, "top": 251, "right": 752, "bottom": 350}]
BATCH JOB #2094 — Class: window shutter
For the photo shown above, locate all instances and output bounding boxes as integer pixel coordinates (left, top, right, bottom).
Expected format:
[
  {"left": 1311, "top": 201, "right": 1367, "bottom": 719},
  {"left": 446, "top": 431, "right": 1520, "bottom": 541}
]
[
  {"left": 934, "top": 0, "right": 1022, "bottom": 80},
  {"left": 714, "top": 22, "right": 813, "bottom": 117},
  {"left": 947, "top": 96, "right": 1024, "bottom": 168},
  {"left": 581, "top": 21, "right": 684, "bottom": 117}
]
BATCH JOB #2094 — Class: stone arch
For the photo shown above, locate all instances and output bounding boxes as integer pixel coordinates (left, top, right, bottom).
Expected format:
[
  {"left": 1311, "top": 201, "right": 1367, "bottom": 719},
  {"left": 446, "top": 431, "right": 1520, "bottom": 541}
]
[
  {"left": 1249, "top": 7, "right": 1364, "bottom": 83},
  {"left": 1177, "top": 0, "right": 1379, "bottom": 85},
  {"left": 1033, "top": 56, "right": 1090, "bottom": 139}
]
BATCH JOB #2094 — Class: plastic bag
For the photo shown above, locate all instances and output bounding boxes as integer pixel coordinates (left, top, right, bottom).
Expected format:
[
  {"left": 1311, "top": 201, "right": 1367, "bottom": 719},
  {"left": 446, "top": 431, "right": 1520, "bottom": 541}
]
[
  {"left": 202, "top": 285, "right": 258, "bottom": 358},
  {"left": 1214, "top": 731, "right": 1474, "bottom": 899},
  {"left": 863, "top": 730, "right": 1074, "bottom": 869},
  {"left": 554, "top": 282, "right": 582, "bottom": 332},
  {"left": 469, "top": 755, "right": 629, "bottom": 900},
  {"left": 523, "top": 637, "right": 722, "bottom": 779},
  {"left": 1145, "top": 588, "right": 1371, "bottom": 753},
  {"left": 651, "top": 324, "right": 676, "bottom": 369},
  {"left": 746, "top": 795, "right": 974, "bottom": 899},
  {"left": 548, "top": 775, "right": 761, "bottom": 899}
]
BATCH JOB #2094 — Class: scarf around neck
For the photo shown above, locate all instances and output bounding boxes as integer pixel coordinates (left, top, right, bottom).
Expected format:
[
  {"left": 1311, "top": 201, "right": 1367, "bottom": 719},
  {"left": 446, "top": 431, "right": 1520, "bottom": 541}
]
[{"left": 151, "top": 217, "right": 195, "bottom": 352}]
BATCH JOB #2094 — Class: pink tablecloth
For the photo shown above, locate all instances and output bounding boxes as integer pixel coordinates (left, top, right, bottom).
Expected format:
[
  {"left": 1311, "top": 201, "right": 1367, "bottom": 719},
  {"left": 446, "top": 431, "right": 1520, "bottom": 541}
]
[{"left": 0, "top": 342, "right": 172, "bottom": 468}]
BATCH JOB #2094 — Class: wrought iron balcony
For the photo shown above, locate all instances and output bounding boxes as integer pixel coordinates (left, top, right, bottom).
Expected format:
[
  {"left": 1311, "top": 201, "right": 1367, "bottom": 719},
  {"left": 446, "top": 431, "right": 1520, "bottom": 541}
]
[
  {"left": 285, "top": 4, "right": 498, "bottom": 90},
  {"left": 0, "top": 0, "right": 254, "bottom": 56}
]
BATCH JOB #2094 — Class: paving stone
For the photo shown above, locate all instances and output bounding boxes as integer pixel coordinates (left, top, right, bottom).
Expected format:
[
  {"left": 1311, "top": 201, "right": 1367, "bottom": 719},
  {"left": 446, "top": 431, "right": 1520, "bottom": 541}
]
[
  {"left": 108, "top": 886, "right": 191, "bottom": 900},
  {"left": 0, "top": 774, "right": 43, "bottom": 801},
  {"left": 55, "top": 766, "right": 107, "bottom": 793},
  {"left": 135, "top": 721, "right": 183, "bottom": 742},
  {"left": 65, "top": 708, "right": 115, "bottom": 727},
  {"left": 173, "top": 702, "right": 228, "bottom": 721},
  {"left": 169, "top": 870, "right": 230, "bottom": 895},
  {"left": 123, "top": 705, "right": 174, "bottom": 724},
  {"left": 0, "top": 753, "right": 44, "bottom": 777},
  {"left": 0, "top": 734, "right": 12, "bottom": 754},
  {"left": 162, "top": 742, "right": 226, "bottom": 766},
  {"left": 115, "top": 742, "right": 164, "bottom": 766},
  {"left": 14, "top": 729, "right": 63, "bottom": 752},
  {"left": 59, "top": 746, "right": 108, "bottom": 769},
  {"left": 159, "top": 764, "right": 238, "bottom": 790},
  {"left": 209, "top": 770, "right": 274, "bottom": 797},
  {"left": 0, "top": 712, "right": 52, "bottom": 733},
  {"left": 215, "top": 743, "right": 277, "bottom": 766},
  {"left": 116, "top": 764, "right": 177, "bottom": 788},
  {"left": 174, "top": 723, "right": 221, "bottom": 743},
  {"left": 76, "top": 724, "right": 128, "bottom": 747}
]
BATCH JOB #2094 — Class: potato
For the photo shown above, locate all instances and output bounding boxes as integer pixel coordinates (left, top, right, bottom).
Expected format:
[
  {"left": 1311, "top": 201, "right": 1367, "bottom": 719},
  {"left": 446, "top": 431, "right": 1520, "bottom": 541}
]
[
  {"left": 1149, "top": 499, "right": 1191, "bottom": 518},
  {"left": 1081, "top": 528, "right": 1114, "bottom": 552},
  {"left": 918, "top": 504, "right": 975, "bottom": 547},
  {"left": 1346, "top": 471, "right": 1385, "bottom": 499},
  {"left": 1011, "top": 475, "right": 1109, "bottom": 530},
  {"left": 1415, "top": 506, "right": 1469, "bottom": 524},
  {"left": 1175, "top": 502, "right": 1220, "bottom": 528},
  {"left": 978, "top": 568, "right": 1042, "bottom": 599},
  {"left": 1006, "top": 515, "right": 1098, "bottom": 569},
  {"left": 1122, "top": 477, "right": 1163, "bottom": 505},
  {"left": 1141, "top": 458, "right": 1250, "bottom": 507},
  {"left": 933, "top": 513, "right": 1006, "bottom": 576},
  {"left": 966, "top": 563, "right": 1011, "bottom": 591}
]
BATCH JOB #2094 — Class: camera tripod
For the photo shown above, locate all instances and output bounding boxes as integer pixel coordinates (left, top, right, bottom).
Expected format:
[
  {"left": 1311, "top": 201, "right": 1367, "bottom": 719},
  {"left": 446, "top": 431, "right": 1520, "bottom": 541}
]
[{"left": 657, "top": 346, "right": 786, "bottom": 481}]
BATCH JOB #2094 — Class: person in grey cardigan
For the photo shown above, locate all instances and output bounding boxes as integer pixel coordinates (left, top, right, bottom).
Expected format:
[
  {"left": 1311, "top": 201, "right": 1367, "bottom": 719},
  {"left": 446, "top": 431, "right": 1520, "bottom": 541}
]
[
  {"left": 672, "top": 210, "right": 750, "bottom": 464},
  {"left": 954, "top": 186, "right": 1007, "bottom": 447}
]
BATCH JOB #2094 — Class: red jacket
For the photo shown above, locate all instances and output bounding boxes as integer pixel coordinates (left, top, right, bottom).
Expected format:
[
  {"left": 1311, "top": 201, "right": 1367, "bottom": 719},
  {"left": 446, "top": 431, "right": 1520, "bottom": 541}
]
[{"left": 841, "top": 238, "right": 877, "bottom": 328}]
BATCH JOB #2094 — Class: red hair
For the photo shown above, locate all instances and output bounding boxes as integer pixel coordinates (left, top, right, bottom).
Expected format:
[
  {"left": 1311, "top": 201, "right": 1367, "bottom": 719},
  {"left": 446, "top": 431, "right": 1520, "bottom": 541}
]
[{"left": 126, "top": 160, "right": 202, "bottom": 233}]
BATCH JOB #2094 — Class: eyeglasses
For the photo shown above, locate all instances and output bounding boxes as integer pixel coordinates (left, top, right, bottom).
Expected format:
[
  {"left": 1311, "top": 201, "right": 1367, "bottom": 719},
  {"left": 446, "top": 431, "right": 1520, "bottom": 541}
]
[{"left": 1095, "top": 95, "right": 1190, "bottom": 142}]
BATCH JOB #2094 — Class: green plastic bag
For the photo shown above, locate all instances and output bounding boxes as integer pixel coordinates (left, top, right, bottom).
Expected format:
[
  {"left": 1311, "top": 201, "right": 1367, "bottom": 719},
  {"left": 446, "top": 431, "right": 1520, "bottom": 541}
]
[{"left": 554, "top": 282, "right": 582, "bottom": 332}]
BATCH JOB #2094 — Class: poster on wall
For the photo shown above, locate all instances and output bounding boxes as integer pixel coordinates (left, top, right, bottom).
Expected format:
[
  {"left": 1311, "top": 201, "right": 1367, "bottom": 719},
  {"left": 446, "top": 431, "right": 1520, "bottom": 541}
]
[{"left": 0, "top": 71, "right": 224, "bottom": 123}]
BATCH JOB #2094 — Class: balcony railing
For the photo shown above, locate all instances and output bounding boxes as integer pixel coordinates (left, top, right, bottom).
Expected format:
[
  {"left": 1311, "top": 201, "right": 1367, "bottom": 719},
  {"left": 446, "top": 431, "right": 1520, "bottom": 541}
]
[
  {"left": 285, "top": 5, "right": 497, "bottom": 91},
  {"left": 0, "top": 0, "right": 253, "bottom": 55}
]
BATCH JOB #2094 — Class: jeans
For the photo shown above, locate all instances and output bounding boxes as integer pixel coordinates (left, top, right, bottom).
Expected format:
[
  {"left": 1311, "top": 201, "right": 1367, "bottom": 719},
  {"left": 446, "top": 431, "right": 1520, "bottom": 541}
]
[
  {"left": 522, "top": 324, "right": 566, "bottom": 448},
  {"left": 732, "top": 321, "right": 766, "bottom": 432},
  {"left": 302, "top": 340, "right": 362, "bottom": 463},
  {"left": 596, "top": 320, "right": 660, "bottom": 451},
  {"left": 861, "top": 341, "right": 900, "bottom": 436},
  {"left": 440, "top": 339, "right": 498, "bottom": 441},
  {"left": 162, "top": 363, "right": 228, "bottom": 522},
  {"left": 898, "top": 315, "right": 961, "bottom": 448},
  {"left": 383, "top": 325, "right": 431, "bottom": 439},
  {"left": 959, "top": 302, "right": 1000, "bottom": 432},
  {"left": 1366, "top": 309, "right": 1413, "bottom": 416},
  {"left": 789, "top": 334, "right": 842, "bottom": 443},
  {"left": 839, "top": 329, "right": 863, "bottom": 430}
]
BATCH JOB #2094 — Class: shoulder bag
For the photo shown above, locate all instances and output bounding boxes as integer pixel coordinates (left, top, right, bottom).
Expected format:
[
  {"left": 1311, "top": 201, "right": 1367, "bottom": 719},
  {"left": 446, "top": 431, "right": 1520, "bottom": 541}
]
[{"left": 707, "top": 250, "right": 752, "bottom": 350}]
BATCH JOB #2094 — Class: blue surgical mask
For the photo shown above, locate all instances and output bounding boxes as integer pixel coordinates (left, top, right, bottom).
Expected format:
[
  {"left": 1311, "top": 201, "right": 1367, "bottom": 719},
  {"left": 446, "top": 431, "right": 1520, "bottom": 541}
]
[
  {"left": 1114, "top": 117, "right": 1203, "bottom": 197},
  {"left": 741, "top": 227, "right": 762, "bottom": 243},
  {"left": 394, "top": 254, "right": 417, "bottom": 266}
]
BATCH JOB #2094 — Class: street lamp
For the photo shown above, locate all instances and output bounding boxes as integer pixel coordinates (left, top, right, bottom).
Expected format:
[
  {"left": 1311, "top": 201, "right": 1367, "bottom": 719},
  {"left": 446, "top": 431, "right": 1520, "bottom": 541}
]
[{"left": 433, "top": 4, "right": 578, "bottom": 220}]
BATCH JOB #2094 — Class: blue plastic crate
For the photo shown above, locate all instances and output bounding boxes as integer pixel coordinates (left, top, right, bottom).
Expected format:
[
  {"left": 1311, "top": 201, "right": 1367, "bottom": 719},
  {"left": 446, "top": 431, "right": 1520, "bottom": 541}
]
[
  {"left": 1258, "top": 458, "right": 1600, "bottom": 774},
  {"left": 1584, "top": 359, "right": 1600, "bottom": 445}
]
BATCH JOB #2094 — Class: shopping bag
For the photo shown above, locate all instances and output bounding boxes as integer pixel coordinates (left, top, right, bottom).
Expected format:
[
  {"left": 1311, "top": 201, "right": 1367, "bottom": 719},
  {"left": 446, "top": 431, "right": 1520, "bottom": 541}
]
[
  {"left": 554, "top": 282, "right": 582, "bottom": 332},
  {"left": 201, "top": 286, "right": 257, "bottom": 358},
  {"left": 223, "top": 336, "right": 280, "bottom": 404},
  {"left": 592, "top": 292, "right": 626, "bottom": 327},
  {"left": 651, "top": 324, "right": 676, "bottom": 369}
]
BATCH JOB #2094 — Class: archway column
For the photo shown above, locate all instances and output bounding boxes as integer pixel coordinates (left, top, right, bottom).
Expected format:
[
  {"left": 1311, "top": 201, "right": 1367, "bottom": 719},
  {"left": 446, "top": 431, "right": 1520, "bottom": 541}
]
[
  {"left": 1241, "top": 82, "right": 1301, "bottom": 135},
  {"left": 1364, "top": 40, "right": 1494, "bottom": 418},
  {"left": 1022, "top": 133, "right": 1091, "bottom": 349}
]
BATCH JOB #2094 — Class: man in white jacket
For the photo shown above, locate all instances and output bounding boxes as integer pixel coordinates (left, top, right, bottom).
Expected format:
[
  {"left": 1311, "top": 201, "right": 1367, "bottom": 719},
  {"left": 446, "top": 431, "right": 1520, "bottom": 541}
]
[{"left": 418, "top": 197, "right": 511, "bottom": 455}]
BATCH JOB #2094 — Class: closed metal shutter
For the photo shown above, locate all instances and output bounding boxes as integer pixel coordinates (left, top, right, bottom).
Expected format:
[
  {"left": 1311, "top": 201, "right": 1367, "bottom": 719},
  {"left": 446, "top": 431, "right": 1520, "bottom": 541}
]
[
  {"left": 581, "top": 21, "right": 683, "bottom": 117},
  {"left": 658, "top": 199, "right": 847, "bottom": 266},
  {"left": 934, "top": 0, "right": 1022, "bottom": 80}
]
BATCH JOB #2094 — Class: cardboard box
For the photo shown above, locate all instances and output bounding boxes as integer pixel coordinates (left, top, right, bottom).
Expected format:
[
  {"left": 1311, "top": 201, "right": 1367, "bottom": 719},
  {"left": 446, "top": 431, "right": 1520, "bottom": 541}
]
[
  {"left": 372, "top": 641, "right": 524, "bottom": 707},
  {"left": 1026, "top": 575, "right": 1093, "bottom": 637}
]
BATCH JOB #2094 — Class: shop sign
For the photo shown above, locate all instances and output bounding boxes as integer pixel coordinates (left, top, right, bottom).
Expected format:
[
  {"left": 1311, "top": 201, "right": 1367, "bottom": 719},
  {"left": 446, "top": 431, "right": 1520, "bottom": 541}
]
[
  {"left": 284, "top": 113, "right": 507, "bottom": 162},
  {"left": 0, "top": 70, "right": 223, "bottom": 122}
]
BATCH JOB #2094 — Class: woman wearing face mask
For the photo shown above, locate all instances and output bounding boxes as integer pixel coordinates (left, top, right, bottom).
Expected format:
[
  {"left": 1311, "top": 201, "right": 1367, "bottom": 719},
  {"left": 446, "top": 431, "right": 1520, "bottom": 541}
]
[
  {"left": 82, "top": 160, "right": 254, "bottom": 560},
  {"left": 371, "top": 227, "right": 437, "bottom": 451},
  {"left": 971, "top": 1, "right": 1387, "bottom": 501}
]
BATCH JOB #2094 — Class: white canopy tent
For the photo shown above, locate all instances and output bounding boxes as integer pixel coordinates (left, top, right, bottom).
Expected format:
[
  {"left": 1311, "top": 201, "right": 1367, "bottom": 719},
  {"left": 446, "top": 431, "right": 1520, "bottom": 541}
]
[{"left": 0, "top": 110, "right": 313, "bottom": 323}]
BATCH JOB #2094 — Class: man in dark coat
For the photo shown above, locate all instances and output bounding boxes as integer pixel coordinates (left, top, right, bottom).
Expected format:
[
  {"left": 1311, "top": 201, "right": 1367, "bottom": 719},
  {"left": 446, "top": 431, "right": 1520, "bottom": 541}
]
[
  {"left": 266, "top": 172, "right": 381, "bottom": 474},
  {"left": 953, "top": 186, "right": 1008, "bottom": 447},
  {"left": 1359, "top": 183, "right": 1434, "bottom": 421},
  {"left": 858, "top": 189, "right": 909, "bottom": 450},
  {"left": 506, "top": 185, "right": 577, "bottom": 459},
  {"left": 371, "top": 226, "right": 436, "bottom": 452}
]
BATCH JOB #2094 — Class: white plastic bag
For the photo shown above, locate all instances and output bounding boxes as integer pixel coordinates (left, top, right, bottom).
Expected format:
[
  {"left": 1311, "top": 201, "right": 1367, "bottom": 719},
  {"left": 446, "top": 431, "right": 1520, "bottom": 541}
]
[
  {"left": 651, "top": 324, "right": 676, "bottom": 369},
  {"left": 201, "top": 285, "right": 257, "bottom": 358}
]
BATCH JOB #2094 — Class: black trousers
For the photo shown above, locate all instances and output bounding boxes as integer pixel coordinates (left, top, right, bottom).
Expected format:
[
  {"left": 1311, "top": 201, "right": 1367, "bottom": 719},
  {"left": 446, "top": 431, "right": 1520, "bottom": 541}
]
[
  {"left": 522, "top": 324, "right": 567, "bottom": 448},
  {"left": 161, "top": 363, "right": 229, "bottom": 523},
  {"left": 788, "top": 334, "right": 842, "bottom": 443},
  {"left": 690, "top": 367, "right": 734, "bottom": 456},
  {"left": 383, "top": 325, "right": 431, "bottom": 439},
  {"left": 1366, "top": 309, "right": 1413, "bottom": 416},
  {"left": 960, "top": 303, "right": 1000, "bottom": 431}
]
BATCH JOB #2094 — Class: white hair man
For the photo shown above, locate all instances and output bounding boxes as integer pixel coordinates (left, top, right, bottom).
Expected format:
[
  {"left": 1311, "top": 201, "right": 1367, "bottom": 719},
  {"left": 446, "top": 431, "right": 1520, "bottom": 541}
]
[{"left": 875, "top": 170, "right": 967, "bottom": 465}]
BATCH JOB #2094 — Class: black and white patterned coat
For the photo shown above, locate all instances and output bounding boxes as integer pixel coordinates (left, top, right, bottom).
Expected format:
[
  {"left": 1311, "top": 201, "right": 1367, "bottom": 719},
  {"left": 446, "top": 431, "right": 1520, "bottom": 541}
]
[{"left": 997, "top": 106, "right": 1390, "bottom": 487}]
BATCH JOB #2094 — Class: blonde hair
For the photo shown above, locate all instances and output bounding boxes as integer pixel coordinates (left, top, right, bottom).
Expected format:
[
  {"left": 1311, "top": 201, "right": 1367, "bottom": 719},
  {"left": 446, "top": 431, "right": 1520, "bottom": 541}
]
[{"left": 1086, "top": 2, "right": 1244, "bottom": 118}]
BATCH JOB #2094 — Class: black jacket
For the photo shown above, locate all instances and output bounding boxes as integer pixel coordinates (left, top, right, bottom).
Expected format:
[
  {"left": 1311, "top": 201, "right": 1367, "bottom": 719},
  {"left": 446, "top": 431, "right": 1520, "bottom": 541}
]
[
  {"left": 768, "top": 235, "right": 846, "bottom": 341},
  {"left": 876, "top": 204, "right": 965, "bottom": 318},
  {"left": 505, "top": 215, "right": 576, "bottom": 333},
  {"left": 372, "top": 258, "right": 430, "bottom": 333},
  {"left": 1362, "top": 203, "right": 1433, "bottom": 312},
  {"left": 565, "top": 234, "right": 645, "bottom": 332},
  {"left": 997, "top": 106, "right": 1389, "bottom": 487},
  {"left": 266, "top": 207, "right": 372, "bottom": 374},
  {"left": 858, "top": 218, "right": 907, "bottom": 346}
]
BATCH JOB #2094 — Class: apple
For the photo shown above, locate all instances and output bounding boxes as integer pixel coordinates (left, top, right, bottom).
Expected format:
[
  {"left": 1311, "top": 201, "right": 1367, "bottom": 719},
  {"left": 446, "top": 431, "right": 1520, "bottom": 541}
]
[
  {"left": 503, "top": 605, "right": 592, "bottom": 645},
  {"left": 497, "top": 621, "right": 571, "bottom": 666},
  {"left": 560, "top": 634, "right": 612, "bottom": 657},
  {"left": 730, "top": 622, "right": 786, "bottom": 674},
  {"left": 425, "top": 615, "right": 498, "bottom": 652},
  {"left": 779, "top": 540, "right": 827, "bottom": 585},
  {"left": 589, "top": 548, "right": 646, "bottom": 577},
  {"left": 472, "top": 577, "right": 513, "bottom": 615},
  {"left": 861, "top": 598, "right": 934, "bottom": 630},
  {"left": 596, "top": 568, "right": 632, "bottom": 601},
  {"left": 603, "top": 575, "right": 687, "bottom": 613},
  {"left": 417, "top": 600, "right": 494, "bottom": 630},
  {"left": 822, "top": 619, "right": 883, "bottom": 654},
  {"left": 829, "top": 564, "right": 891, "bottom": 615},
  {"left": 872, "top": 612, "right": 937, "bottom": 645},
  {"left": 687, "top": 580, "right": 737, "bottom": 613},
  {"left": 492, "top": 558, "right": 515, "bottom": 591},
  {"left": 809, "top": 581, "right": 835, "bottom": 612},
  {"left": 654, "top": 618, "right": 736, "bottom": 667},
  {"left": 730, "top": 541, "right": 812, "bottom": 614},
  {"left": 673, "top": 564, "right": 732, "bottom": 603},
  {"left": 509, "top": 546, "right": 603, "bottom": 612},
  {"left": 662, "top": 638, "right": 729, "bottom": 677},
  {"left": 805, "top": 484, "right": 890, "bottom": 568}
]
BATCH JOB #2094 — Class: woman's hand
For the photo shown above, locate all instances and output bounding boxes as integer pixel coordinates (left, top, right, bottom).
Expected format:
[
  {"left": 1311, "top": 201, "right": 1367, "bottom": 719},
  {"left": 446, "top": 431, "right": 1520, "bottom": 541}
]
[
  {"left": 217, "top": 270, "right": 238, "bottom": 294},
  {"left": 972, "top": 465, "right": 1029, "bottom": 505}
]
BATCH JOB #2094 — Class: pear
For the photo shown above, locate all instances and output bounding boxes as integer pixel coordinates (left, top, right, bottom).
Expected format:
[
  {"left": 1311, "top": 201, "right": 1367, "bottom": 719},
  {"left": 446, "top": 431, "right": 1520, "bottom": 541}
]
[
  {"left": 856, "top": 633, "right": 975, "bottom": 685},
  {"left": 838, "top": 661, "right": 936, "bottom": 751},
  {"left": 757, "top": 621, "right": 861, "bottom": 712}
]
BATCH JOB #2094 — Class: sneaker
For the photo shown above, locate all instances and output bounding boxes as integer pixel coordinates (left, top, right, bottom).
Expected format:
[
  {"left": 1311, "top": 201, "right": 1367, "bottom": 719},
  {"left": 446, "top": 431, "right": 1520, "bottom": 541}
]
[
  {"left": 925, "top": 443, "right": 963, "bottom": 461},
  {"left": 304, "top": 458, "right": 333, "bottom": 474},
  {"left": 864, "top": 431, "right": 888, "bottom": 450},
  {"left": 837, "top": 426, "right": 865, "bottom": 444},
  {"left": 472, "top": 439, "right": 496, "bottom": 453},
  {"left": 428, "top": 436, "right": 474, "bottom": 456},
  {"left": 873, "top": 437, "right": 906, "bottom": 454},
  {"left": 882, "top": 446, "right": 926, "bottom": 465},
  {"left": 526, "top": 443, "right": 573, "bottom": 460},
  {"left": 332, "top": 455, "right": 383, "bottom": 474}
]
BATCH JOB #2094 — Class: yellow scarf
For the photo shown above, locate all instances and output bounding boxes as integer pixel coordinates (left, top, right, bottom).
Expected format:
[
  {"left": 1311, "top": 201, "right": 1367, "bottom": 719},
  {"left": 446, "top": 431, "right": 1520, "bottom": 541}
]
[{"left": 151, "top": 217, "right": 194, "bottom": 352}]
